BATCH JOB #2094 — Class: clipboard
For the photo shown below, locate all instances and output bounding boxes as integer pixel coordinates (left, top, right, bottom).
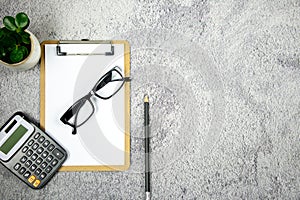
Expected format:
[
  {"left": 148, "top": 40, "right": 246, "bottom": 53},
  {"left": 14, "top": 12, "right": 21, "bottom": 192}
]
[{"left": 40, "top": 40, "right": 130, "bottom": 171}]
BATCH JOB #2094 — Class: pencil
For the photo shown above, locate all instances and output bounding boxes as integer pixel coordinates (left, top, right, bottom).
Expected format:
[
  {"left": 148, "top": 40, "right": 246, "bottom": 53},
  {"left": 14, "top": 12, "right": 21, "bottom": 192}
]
[{"left": 144, "top": 94, "right": 151, "bottom": 200}]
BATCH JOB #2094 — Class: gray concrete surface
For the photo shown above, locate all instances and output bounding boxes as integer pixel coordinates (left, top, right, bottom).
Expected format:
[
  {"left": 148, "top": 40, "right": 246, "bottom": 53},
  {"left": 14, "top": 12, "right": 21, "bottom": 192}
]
[{"left": 0, "top": 0, "right": 300, "bottom": 199}]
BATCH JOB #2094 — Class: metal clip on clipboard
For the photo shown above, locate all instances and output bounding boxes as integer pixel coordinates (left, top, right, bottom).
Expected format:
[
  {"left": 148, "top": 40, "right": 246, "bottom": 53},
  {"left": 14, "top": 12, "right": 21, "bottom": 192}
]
[{"left": 56, "top": 40, "right": 114, "bottom": 56}]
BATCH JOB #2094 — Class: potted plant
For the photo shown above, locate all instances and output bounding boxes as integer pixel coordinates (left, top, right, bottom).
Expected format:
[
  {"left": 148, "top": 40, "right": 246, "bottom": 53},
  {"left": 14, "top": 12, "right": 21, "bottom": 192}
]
[{"left": 0, "top": 12, "right": 41, "bottom": 71}]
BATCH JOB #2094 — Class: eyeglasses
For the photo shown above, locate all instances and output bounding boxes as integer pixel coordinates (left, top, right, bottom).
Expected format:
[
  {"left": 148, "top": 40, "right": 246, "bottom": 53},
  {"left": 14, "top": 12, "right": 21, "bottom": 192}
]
[{"left": 60, "top": 66, "right": 130, "bottom": 135}]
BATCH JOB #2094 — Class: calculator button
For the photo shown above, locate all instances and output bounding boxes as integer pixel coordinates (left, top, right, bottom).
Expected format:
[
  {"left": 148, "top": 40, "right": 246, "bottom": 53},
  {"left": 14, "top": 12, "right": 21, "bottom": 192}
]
[
  {"left": 38, "top": 136, "right": 45, "bottom": 143},
  {"left": 47, "top": 144, "right": 55, "bottom": 152},
  {"left": 33, "top": 179, "right": 41, "bottom": 188},
  {"left": 23, "top": 171, "right": 31, "bottom": 179},
  {"left": 43, "top": 140, "right": 50, "bottom": 147},
  {"left": 26, "top": 150, "right": 33, "bottom": 156},
  {"left": 28, "top": 175, "right": 36, "bottom": 183},
  {"left": 51, "top": 159, "right": 58, "bottom": 167},
  {"left": 36, "top": 158, "right": 42, "bottom": 165},
  {"left": 45, "top": 166, "right": 52, "bottom": 173},
  {"left": 28, "top": 139, "right": 34, "bottom": 146},
  {"left": 46, "top": 155, "right": 53, "bottom": 162},
  {"left": 34, "top": 133, "right": 40, "bottom": 139},
  {"left": 25, "top": 160, "right": 33, "bottom": 168},
  {"left": 40, "top": 172, "right": 47, "bottom": 180},
  {"left": 14, "top": 163, "right": 21, "bottom": 170},
  {"left": 52, "top": 148, "right": 64, "bottom": 159},
  {"left": 30, "top": 164, "right": 37, "bottom": 172},
  {"left": 37, "top": 147, "right": 44, "bottom": 154},
  {"left": 22, "top": 146, "right": 29, "bottom": 153},
  {"left": 32, "top": 143, "right": 39, "bottom": 150},
  {"left": 42, "top": 151, "right": 49, "bottom": 158},
  {"left": 19, "top": 167, "right": 26, "bottom": 174},
  {"left": 41, "top": 162, "right": 47, "bottom": 169},
  {"left": 31, "top": 154, "right": 38, "bottom": 161},
  {"left": 20, "top": 156, "right": 27, "bottom": 163},
  {"left": 35, "top": 168, "right": 42, "bottom": 176}
]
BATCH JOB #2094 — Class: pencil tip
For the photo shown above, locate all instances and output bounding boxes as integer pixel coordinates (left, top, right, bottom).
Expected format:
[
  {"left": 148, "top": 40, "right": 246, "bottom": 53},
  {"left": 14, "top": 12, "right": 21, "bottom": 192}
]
[{"left": 144, "top": 94, "right": 149, "bottom": 102}]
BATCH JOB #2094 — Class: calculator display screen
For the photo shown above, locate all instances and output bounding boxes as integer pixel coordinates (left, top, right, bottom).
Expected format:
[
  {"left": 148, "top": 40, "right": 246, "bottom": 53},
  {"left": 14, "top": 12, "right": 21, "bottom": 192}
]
[{"left": 0, "top": 125, "right": 27, "bottom": 154}]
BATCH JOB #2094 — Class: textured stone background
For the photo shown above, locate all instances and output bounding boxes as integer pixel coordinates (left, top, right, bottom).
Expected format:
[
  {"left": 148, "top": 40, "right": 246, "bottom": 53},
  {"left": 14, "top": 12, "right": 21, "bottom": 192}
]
[{"left": 0, "top": 0, "right": 300, "bottom": 199}]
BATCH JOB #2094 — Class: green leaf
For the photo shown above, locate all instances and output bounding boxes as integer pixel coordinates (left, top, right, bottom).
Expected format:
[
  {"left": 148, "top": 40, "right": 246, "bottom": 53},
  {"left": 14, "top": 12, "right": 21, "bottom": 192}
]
[
  {"left": 1, "top": 27, "right": 11, "bottom": 35},
  {"left": 22, "top": 35, "right": 31, "bottom": 44},
  {"left": 18, "top": 46, "right": 29, "bottom": 58},
  {"left": 19, "top": 31, "right": 30, "bottom": 37},
  {"left": 10, "top": 48, "right": 24, "bottom": 63},
  {"left": 15, "top": 13, "right": 29, "bottom": 29},
  {"left": 14, "top": 33, "right": 23, "bottom": 44},
  {"left": 2, "top": 35, "right": 16, "bottom": 47},
  {"left": 3, "top": 16, "right": 17, "bottom": 31},
  {"left": 19, "top": 31, "right": 30, "bottom": 39},
  {"left": 20, "top": 31, "right": 31, "bottom": 44}
]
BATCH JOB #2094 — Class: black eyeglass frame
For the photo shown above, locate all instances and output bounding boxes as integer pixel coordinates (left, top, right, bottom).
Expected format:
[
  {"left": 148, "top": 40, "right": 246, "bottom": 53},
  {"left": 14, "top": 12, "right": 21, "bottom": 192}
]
[{"left": 60, "top": 66, "right": 130, "bottom": 134}]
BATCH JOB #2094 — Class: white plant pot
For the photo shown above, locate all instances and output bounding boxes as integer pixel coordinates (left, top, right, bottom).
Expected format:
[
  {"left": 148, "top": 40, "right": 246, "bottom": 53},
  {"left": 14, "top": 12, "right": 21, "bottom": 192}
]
[{"left": 0, "top": 30, "right": 41, "bottom": 71}]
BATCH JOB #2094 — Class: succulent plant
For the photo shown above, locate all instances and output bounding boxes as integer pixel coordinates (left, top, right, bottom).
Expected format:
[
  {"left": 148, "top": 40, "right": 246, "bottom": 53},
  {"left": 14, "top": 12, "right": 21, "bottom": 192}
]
[{"left": 0, "top": 12, "right": 31, "bottom": 64}]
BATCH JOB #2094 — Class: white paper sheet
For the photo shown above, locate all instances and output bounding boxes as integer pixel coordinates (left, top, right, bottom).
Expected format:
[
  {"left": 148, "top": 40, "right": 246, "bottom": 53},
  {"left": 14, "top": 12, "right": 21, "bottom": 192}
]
[{"left": 44, "top": 43, "right": 126, "bottom": 166}]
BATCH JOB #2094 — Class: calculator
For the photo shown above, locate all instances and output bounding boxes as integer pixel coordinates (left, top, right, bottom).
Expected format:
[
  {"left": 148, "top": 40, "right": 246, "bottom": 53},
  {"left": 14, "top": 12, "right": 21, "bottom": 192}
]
[{"left": 0, "top": 112, "right": 67, "bottom": 189}]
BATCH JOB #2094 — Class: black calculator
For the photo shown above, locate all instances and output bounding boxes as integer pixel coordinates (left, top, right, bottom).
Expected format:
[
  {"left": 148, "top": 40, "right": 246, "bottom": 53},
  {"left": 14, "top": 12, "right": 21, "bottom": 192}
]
[{"left": 0, "top": 112, "right": 67, "bottom": 189}]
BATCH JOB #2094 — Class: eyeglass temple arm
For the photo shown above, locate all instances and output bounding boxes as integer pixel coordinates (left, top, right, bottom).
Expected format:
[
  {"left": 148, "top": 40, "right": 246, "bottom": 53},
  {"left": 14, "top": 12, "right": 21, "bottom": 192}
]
[{"left": 124, "top": 77, "right": 131, "bottom": 82}]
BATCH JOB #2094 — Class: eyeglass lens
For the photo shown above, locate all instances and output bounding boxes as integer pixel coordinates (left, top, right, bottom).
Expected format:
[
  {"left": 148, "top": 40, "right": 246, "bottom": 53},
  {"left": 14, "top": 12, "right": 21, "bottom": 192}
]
[
  {"left": 94, "top": 69, "right": 124, "bottom": 99},
  {"left": 61, "top": 68, "right": 125, "bottom": 133}
]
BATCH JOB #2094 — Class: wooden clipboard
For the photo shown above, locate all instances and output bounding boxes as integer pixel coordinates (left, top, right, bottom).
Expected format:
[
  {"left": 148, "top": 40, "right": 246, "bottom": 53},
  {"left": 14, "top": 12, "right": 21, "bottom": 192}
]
[{"left": 40, "top": 40, "right": 130, "bottom": 171}]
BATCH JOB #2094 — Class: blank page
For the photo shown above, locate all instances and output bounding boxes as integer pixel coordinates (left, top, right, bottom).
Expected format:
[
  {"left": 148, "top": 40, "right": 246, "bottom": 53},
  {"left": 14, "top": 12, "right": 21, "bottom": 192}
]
[{"left": 44, "top": 43, "right": 127, "bottom": 168}]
